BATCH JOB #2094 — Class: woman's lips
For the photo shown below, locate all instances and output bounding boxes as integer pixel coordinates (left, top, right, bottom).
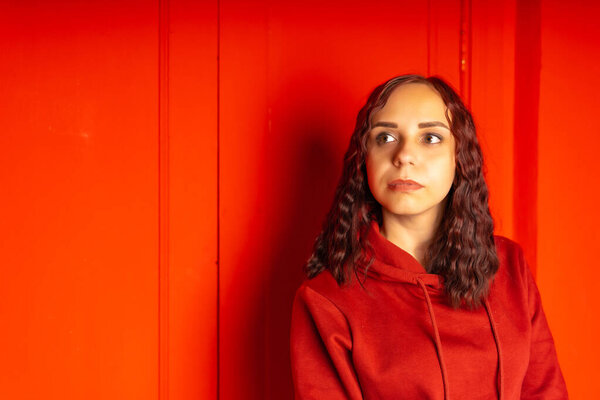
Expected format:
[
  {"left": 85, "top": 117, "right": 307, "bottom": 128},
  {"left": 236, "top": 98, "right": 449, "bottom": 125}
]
[{"left": 388, "top": 179, "right": 424, "bottom": 192}]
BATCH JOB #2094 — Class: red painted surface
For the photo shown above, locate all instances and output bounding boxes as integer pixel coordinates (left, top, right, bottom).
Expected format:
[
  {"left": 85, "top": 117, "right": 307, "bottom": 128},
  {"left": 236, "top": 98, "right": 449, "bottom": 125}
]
[
  {"left": 1, "top": 0, "right": 598, "bottom": 399},
  {"left": 0, "top": 1, "right": 159, "bottom": 398},
  {"left": 166, "top": 1, "right": 218, "bottom": 399},
  {"left": 471, "top": 0, "right": 516, "bottom": 239},
  {"left": 537, "top": 1, "right": 600, "bottom": 398},
  {"left": 514, "top": 0, "right": 541, "bottom": 275},
  {"left": 0, "top": 0, "right": 218, "bottom": 399}
]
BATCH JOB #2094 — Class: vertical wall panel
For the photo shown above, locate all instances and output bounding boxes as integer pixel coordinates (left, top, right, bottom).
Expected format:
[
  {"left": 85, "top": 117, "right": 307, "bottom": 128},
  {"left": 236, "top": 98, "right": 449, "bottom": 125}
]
[
  {"left": 219, "top": 1, "right": 459, "bottom": 398},
  {"left": 538, "top": 0, "right": 600, "bottom": 398},
  {"left": 0, "top": 1, "right": 159, "bottom": 398},
  {"left": 167, "top": 0, "right": 219, "bottom": 399},
  {"left": 428, "top": 0, "right": 462, "bottom": 85},
  {"left": 219, "top": 2, "right": 269, "bottom": 398},
  {"left": 471, "top": 0, "right": 516, "bottom": 238},
  {"left": 513, "top": 0, "right": 541, "bottom": 272}
]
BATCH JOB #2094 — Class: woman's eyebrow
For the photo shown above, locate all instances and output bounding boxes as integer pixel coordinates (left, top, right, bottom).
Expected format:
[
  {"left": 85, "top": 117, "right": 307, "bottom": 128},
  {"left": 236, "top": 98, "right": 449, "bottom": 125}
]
[
  {"left": 371, "top": 121, "right": 450, "bottom": 129},
  {"left": 372, "top": 121, "right": 397, "bottom": 128},
  {"left": 418, "top": 121, "right": 449, "bottom": 129}
]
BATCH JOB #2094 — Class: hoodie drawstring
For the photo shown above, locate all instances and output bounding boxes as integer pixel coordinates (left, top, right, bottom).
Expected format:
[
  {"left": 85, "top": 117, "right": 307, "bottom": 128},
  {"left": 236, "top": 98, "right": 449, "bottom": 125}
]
[
  {"left": 417, "top": 279, "right": 504, "bottom": 400},
  {"left": 484, "top": 298, "right": 504, "bottom": 399},
  {"left": 416, "top": 278, "right": 450, "bottom": 400}
]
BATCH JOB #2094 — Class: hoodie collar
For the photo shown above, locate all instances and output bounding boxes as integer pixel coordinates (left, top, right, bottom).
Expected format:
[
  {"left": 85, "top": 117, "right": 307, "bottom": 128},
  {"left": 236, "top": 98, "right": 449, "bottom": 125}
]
[{"left": 363, "top": 219, "right": 443, "bottom": 288}]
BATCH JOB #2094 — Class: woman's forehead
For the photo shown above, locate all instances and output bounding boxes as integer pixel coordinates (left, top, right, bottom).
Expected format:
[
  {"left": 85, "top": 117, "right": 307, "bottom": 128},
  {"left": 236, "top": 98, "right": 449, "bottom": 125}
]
[{"left": 373, "top": 84, "right": 449, "bottom": 122}]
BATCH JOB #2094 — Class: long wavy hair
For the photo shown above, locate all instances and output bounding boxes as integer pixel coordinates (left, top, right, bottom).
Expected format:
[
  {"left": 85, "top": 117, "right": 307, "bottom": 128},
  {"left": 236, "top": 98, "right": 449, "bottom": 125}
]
[{"left": 305, "top": 74, "right": 499, "bottom": 309}]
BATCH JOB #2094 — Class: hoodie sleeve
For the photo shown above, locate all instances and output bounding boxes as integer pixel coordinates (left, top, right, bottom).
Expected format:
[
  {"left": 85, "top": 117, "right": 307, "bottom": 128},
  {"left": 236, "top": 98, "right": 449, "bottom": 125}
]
[
  {"left": 290, "top": 284, "right": 363, "bottom": 400},
  {"left": 520, "top": 251, "right": 569, "bottom": 399}
]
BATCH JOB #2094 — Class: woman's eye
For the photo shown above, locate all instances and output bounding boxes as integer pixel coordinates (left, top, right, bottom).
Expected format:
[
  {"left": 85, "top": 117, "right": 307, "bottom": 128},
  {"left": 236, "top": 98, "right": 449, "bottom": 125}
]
[
  {"left": 423, "top": 134, "right": 442, "bottom": 144},
  {"left": 375, "top": 133, "right": 395, "bottom": 145}
]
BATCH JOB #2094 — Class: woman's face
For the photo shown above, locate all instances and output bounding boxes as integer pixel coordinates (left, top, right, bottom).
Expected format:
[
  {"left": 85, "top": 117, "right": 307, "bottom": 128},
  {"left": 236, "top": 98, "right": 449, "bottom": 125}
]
[{"left": 365, "top": 83, "right": 456, "bottom": 224}]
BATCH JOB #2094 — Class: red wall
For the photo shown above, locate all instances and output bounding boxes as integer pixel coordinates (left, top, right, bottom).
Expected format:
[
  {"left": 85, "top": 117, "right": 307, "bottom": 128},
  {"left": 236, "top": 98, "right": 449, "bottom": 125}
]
[
  {"left": 1, "top": 1, "right": 160, "bottom": 398},
  {"left": 1, "top": 0, "right": 598, "bottom": 399},
  {"left": 537, "top": 1, "right": 600, "bottom": 397}
]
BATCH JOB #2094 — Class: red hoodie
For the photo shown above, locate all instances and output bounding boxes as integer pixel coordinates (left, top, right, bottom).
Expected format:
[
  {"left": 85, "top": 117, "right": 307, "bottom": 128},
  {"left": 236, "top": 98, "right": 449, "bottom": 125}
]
[{"left": 290, "top": 220, "right": 568, "bottom": 399}]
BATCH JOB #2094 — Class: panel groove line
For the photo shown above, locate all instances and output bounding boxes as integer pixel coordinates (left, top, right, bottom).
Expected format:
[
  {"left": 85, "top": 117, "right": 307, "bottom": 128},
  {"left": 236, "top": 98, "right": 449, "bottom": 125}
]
[
  {"left": 459, "top": 0, "right": 472, "bottom": 105},
  {"left": 216, "top": 0, "right": 222, "bottom": 399},
  {"left": 158, "top": 0, "right": 171, "bottom": 398},
  {"left": 427, "top": 0, "right": 432, "bottom": 75}
]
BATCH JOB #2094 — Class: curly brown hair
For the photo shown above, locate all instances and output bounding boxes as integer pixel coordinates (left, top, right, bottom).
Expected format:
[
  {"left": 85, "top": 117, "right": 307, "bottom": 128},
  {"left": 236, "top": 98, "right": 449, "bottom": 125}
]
[{"left": 305, "top": 74, "right": 499, "bottom": 309}]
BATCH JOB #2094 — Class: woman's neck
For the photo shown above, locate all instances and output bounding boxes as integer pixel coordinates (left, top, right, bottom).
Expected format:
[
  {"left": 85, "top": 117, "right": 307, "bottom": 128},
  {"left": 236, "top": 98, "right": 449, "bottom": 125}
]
[{"left": 379, "top": 209, "right": 443, "bottom": 267}]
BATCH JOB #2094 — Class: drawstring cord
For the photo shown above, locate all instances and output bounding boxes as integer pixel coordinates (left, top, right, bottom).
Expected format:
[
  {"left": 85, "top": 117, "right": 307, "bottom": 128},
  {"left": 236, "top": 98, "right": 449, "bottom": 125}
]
[
  {"left": 416, "top": 278, "right": 450, "bottom": 400},
  {"left": 484, "top": 298, "right": 504, "bottom": 399},
  {"left": 416, "top": 280, "right": 504, "bottom": 400}
]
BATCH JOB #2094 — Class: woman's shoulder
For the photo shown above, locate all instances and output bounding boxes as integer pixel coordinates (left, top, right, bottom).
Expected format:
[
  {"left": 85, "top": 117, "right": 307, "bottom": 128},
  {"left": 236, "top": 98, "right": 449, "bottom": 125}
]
[
  {"left": 294, "top": 269, "right": 361, "bottom": 310},
  {"left": 297, "top": 269, "right": 348, "bottom": 295},
  {"left": 494, "top": 235, "right": 526, "bottom": 263},
  {"left": 492, "top": 234, "right": 531, "bottom": 286},
  {"left": 493, "top": 234, "right": 520, "bottom": 252}
]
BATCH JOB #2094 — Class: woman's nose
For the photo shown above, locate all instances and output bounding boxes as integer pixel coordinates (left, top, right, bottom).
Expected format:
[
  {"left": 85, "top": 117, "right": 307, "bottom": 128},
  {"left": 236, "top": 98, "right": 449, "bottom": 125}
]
[{"left": 393, "top": 139, "right": 416, "bottom": 167}]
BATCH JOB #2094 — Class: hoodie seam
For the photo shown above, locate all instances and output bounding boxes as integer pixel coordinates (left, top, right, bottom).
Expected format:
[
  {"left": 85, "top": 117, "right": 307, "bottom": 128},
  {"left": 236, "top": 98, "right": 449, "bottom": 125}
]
[{"left": 303, "top": 284, "right": 353, "bottom": 338}]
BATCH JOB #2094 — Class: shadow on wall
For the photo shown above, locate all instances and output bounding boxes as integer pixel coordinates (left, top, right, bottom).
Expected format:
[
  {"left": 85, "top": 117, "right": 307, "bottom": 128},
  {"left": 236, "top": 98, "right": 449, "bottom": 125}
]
[{"left": 259, "top": 73, "right": 354, "bottom": 398}]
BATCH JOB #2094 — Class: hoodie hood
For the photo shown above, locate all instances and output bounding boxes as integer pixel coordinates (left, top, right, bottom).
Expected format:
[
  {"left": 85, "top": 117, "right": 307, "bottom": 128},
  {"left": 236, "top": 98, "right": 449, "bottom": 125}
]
[{"left": 361, "top": 219, "right": 443, "bottom": 289}]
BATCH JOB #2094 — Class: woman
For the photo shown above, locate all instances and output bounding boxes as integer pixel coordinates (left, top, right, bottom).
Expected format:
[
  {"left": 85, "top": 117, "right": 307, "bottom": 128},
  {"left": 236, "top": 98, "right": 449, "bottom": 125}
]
[{"left": 290, "top": 75, "right": 567, "bottom": 399}]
